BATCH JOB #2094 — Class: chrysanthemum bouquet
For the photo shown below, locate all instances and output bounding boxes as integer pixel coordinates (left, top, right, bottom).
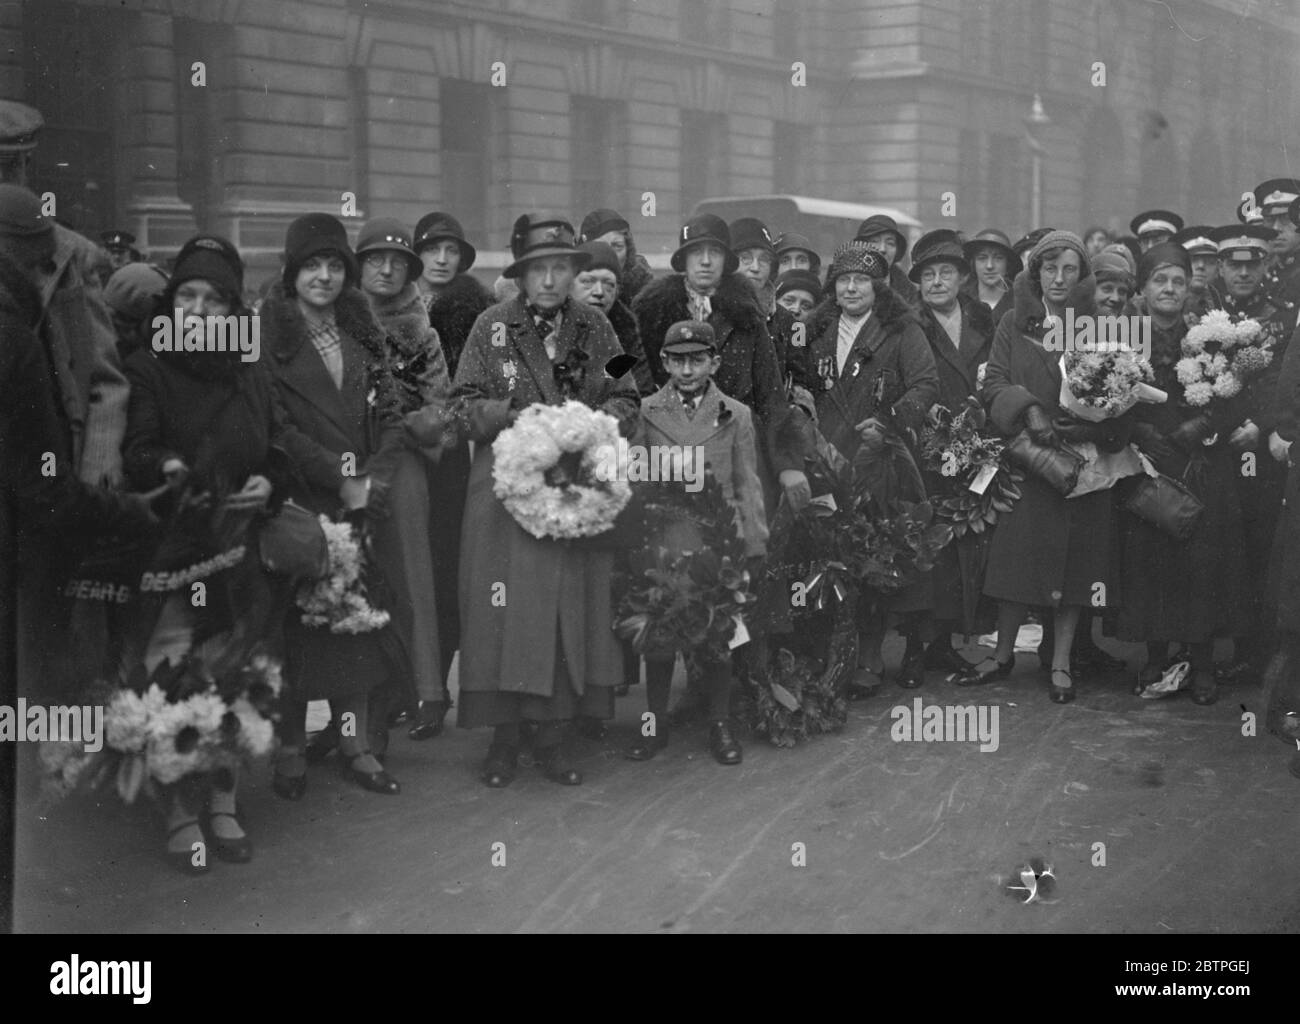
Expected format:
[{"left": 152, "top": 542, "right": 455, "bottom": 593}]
[
  {"left": 296, "top": 516, "right": 390, "bottom": 633},
  {"left": 1061, "top": 349, "right": 1164, "bottom": 422},
  {"left": 1176, "top": 309, "right": 1273, "bottom": 409},
  {"left": 920, "top": 396, "right": 1022, "bottom": 539},
  {"left": 40, "top": 651, "right": 283, "bottom": 804},
  {"left": 492, "top": 400, "right": 631, "bottom": 540}
]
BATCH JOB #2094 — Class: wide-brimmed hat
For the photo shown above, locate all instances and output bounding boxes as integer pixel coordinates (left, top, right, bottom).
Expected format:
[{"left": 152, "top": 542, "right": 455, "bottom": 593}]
[
  {"left": 963, "top": 227, "right": 1022, "bottom": 277},
  {"left": 578, "top": 208, "right": 630, "bottom": 243},
  {"left": 670, "top": 214, "right": 738, "bottom": 274},
  {"left": 825, "top": 241, "right": 889, "bottom": 288},
  {"left": 853, "top": 214, "right": 908, "bottom": 258},
  {"left": 908, "top": 228, "right": 969, "bottom": 283},
  {"left": 356, "top": 217, "right": 423, "bottom": 281},
  {"left": 503, "top": 214, "right": 591, "bottom": 280},
  {"left": 728, "top": 217, "right": 776, "bottom": 256},
  {"left": 412, "top": 211, "right": 477, "bottom": 270},
  {"left": 282, "top": 213, "right": 358, "bottom": 288}
]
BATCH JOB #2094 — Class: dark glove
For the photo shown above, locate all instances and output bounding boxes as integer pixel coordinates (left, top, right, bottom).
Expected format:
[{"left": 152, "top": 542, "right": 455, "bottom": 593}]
[
  {"left": 1132, "top": 422, "right": 1175, "bottom": 462},
  {"left": 1023, "top": 405, "right": 1057, "bottom": 447},
  {"left": 1053, "top": 416, "right": 1124, "bottom": 450},
  {"left": 1168, "top": 415, "right": 1213, "bottom": 453}
]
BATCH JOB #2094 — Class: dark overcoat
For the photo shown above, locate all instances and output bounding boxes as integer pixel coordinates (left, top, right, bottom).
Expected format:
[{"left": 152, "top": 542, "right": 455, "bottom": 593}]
[
  {"left": 981, "top": 273, "right": 1129, "bottom": 608},
  {"left": 451, "top": 295, "right": 639, "bottom": 722}
]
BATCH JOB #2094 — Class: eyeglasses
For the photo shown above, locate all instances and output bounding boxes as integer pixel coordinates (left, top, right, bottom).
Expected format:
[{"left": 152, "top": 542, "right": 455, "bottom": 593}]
[
  {"left": 362, "top": 252, "right": 404, "bottom": 268},
  {"left": 920, "top": 265, "right": 960, "bottom": 283}
]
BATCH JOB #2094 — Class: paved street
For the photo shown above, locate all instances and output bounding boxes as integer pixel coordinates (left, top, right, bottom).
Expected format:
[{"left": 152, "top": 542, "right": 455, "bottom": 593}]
[{"left": 14, "top": 636, "right": 1300, "bottom": 933}]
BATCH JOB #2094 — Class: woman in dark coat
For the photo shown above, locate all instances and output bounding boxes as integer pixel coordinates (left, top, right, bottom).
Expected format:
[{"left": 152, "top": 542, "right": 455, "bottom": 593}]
[
  {"left": 452, "top": 214, "right": 640, "bottom": 788},
  {"left": 909, "top": 231, "right": 996, "bottom": 676},
  {"left": 969, "top": 231, "right": 1133, "bottom": 702},
  {"left": 261, "top": 213, "right": 406, "bottom": 798},
  {"left": 579, "top": 207, "right": 654, "bottom": 308},
  {"left": 802, "top": 242, "right": 939, "bottom": 696},
  {"left": 1119, "top": 244, "right": 1251, "bottom": 704},
  {"left": 357, "top": 217, "right": 452, "bottom": 738},
  {"left": 124, "top": 237, "right": 305, "bottom": 869},
  {"left": 411, "top": 213, "right": 490, "bottom": 715}
]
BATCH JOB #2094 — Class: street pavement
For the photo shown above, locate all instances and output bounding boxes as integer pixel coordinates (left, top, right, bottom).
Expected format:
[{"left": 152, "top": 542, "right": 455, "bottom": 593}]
[{"left": 13, "top": 634, "right": 1300, "bottom": 933}]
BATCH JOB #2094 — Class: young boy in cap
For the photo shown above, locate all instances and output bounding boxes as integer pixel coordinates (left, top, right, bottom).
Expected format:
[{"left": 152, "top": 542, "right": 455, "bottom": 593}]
[{"left": 624, "top": 320, "right": 768, "bottom": 766}]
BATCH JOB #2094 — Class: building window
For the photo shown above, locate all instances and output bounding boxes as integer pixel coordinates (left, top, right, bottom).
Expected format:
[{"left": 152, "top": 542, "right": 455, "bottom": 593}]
[
  {"left": 571, "top": 97, "right": 625, "bottom": 219},
  {"left": 440, "top": 79, "right": 494, "bottom": 247},
  {"left": 22, "top": 0, "right": 121, "bottom": 233},
  {"left": 680, "top": 111, "right": 728, "bottom": 212},
  {"left": 773, "top": 121, "right": 812, "bottom": 195},
  {"left": 681, "top": 0, "right": 729, "bottom": 46}
]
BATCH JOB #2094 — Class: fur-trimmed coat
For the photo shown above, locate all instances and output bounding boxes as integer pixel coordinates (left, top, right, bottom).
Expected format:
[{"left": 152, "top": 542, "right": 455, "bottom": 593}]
[
  {"left": 606, "top": 297, "right": 656, "bottom": 396},
  {"left": 424, "top": 272, "right": 492, "bottom": 381},
  {"left": 260, "top": 283, "right": 405, "bottom": 516},
  {"left": 368, "top": 282, "right": 451, "bottom": 412},
  {"left": 914, "top": 291, "right": 995, "bottom": 409},
  {"left": 618, "top": 250, "right": 654, "bottom": 308}
]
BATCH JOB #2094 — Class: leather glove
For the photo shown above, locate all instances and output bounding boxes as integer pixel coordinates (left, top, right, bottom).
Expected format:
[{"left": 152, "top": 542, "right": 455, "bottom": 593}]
[
  {"left": 1023, "top": 405, "right": 1057, "bottom": 447},
  {"left": 1269, "top": 430, "right": 1292, "bottom": 464},
  {"left": 1228, "top": 420, "right": 1260, "bottom": 453},
  {"left": 1168, "top": 415, "right": 1213, "bottom": 452},
  {"left": 1132, "top": 422, "right": 1174, "bottom": 462}
]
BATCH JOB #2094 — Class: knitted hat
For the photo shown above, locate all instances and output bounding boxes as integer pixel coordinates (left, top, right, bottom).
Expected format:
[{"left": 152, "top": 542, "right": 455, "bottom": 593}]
[
  {"left": 170, "top": 246, "right": 241, "bottom": 302},
  {"left": 825, "top": 241, "right": 888, "bottom": 287},
  {"left": 1137, "top": 241, "right": 1191, "bottom": 288},
  {"left": 282, "top": 213, "right": 358, "bottom": 289},
  {"left": 577, "top": 240, "right": 622, "bottom": 280},
  {"left": 1028, "top": 229, "right": 1090, "bottom": 274},
  {"left": 174, "top": 234, "right": 244, "bottom": 292},
  {"left": 670, "top": 214, "right": 738, "bottom": 274},
  {"left": 105, "top": 262, "right": 169, "bottom": 321},
  {"left": 775, "top": 269, "right": 821, "bottom": 299},
  {"left": 1090, "top": 249, "right": 1135, "bottom": 288},
  {"left": 356, "top": 216, "right": 423, "bottom": 281},
  {"left": 412, "top": 211, "right": 477, "bottom": 269},
  {"left": 578, "top": 208, "right": 630, "bottom": 243}
]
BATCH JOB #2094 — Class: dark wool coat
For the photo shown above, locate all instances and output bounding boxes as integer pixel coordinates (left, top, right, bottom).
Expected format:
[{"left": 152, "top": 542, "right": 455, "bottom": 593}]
[
  {"left": 261, "top": 284, "right": 409, "bottom": 701},
  {"left": 982, "top": 272, "right": 1131, "bottom": 608},
  {"left": 915, "top": 293, "right": 996, "bottom": 629},
  {"left": 1270, "top": 325, "right": 1300, "bottom": 630},
  {"left": 889, "top": 263, "right": 919, "bottom": 308},
  {"left": 422, "top": 274, "right": 488, "bottom": 663},
  {"left": 1117, "top": 318, "right": 1250, "bottom": 643},
  {"left": 618, "top": 249, "right": 654, "bottom": 308},
  {"left": 451, "top": 295, "right": 639, "bottom": 722},
  {"left": 960, "top": 277, "right": 1014, "bottom": 331},
  {"left": 804, "top": 285, "right": 939, "bottom": 615},
  {"left": 606, "top": 297, "right": 656, "bottom": 396}
]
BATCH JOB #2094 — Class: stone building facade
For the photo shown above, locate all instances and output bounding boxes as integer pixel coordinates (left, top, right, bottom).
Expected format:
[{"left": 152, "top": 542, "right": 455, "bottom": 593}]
[{"left": 6, "top": 0, "right": 1299, "bottom": 280}]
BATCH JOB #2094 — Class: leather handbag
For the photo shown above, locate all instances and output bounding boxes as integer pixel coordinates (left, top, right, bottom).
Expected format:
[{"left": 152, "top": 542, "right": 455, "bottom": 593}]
[
  {"left": 1120, "top": 471, "right": 1205, "bottom": 541},
  {"left": 1004, "top": 431, "right": 1085, "bottom": 495},
  {"left": 258, "top": 500, "right": 329, "bottom": 580}
]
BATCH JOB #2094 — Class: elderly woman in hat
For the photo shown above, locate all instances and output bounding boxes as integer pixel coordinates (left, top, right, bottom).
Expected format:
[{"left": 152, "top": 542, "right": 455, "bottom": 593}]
[
  {"left": 355, "top": 217, "right": 454, "bottom": 740},
  {"left": 451, "top": 214, "right": 639, "bottom": 788},
  {"left": 908, "top": 230, "right": 996, "bottom": 680},
  {"left": 855, "top": 214, "right": 919, "bottom": 307},
  {"left": 579, "top": 207, "right": 654, "bottom": 307},
  {"left": 261, "top": 213, "right": 407, "bottom": 799},
  {"left": 961, "top": 228, "right": 1020, "bottom": 327},
  {"left": 1119, "top": 243, "right": 1251, "bottom": 706},
  {"left": 963, "top": 230, "right": 1133, "bottom": 702},
  {"left": 411, "top": 212, "right": 489, "bottom": 704},
  {"left": 802, "top": 241, "right": 938, "bottom": 695}
]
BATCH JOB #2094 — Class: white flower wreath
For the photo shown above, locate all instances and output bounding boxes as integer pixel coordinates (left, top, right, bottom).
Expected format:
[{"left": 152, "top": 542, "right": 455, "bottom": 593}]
[{"left": 492, "top": 400, "right": 631, "bottom": 540}]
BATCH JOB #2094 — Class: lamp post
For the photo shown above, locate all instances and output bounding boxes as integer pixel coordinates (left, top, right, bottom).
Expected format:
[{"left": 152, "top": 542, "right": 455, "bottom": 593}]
[{"left": 1024, "top": 93, "right": 1050, "bottom": 229}]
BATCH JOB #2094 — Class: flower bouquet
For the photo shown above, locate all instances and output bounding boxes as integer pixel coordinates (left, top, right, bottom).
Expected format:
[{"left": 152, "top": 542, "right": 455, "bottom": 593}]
[
  {"left": 920, "top": 396, "right": 1022, "bottom": 539},
  {"left": 741, "top": 646, "right": 849, "bottom": 748},
  {"left": 492, "top": 399, "right": 631, "bottom": 540},
  {"left": 1176, "top": 309, "right": 1273, "bottom": 411},
  {"left": 39, "top": 649, "right": 282, "bottom": 804},
  {"left": 1059, "top": 349, "right": 1165, "bottom": 422},
  {"left": 296, "top": 515, "right": 391, "bottom": 633},
  {"left": 614, "top": 469, "right": 755, "bottom": 664}
]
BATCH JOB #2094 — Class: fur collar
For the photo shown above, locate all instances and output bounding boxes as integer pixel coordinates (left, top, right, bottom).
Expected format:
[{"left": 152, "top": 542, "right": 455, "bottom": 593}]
[
  {"left": 1009, "top": 269, "right": 1096, "bottom": 337},
  {"left": 261, "top": 281, "right": 388, "bottom": 365},
  {"left": 631, "top": 271, "right": 766, "bottom": 342},
  {"left": 618, "top": 251, "right": 653, "bottom": 305},
  {"left": 426, "top": 273, "right": 491, "bottom": 335},
  {"left": 802, "top": 281, "right": 917, "bottom": 340},
  {"left": 368, "top": 282, "right": 429, "bottom": 358}
]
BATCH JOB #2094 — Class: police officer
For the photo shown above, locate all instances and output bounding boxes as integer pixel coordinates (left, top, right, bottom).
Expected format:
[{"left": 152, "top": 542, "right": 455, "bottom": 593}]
[
  {"left": 101, "top": 229, "right": 139, "bottom": 273},
  {"left": 1171, "top": 225, "right": 1223, "bottom": 323},
  {"left": 1130, "top": 209, "right": 1184, "bottom": 253},
  {"left": 1253, "top": 179, "right": 1300, "bottom": 332}
]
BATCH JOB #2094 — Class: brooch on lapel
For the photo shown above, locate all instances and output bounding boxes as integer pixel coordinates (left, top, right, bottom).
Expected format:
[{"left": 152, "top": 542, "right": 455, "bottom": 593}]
[{"left": 502, "top": 359, "right": 518, "bottom": 391}]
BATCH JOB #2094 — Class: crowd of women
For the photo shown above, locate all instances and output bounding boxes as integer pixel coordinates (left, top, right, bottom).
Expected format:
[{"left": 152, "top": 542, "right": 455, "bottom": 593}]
[{"left": 9, "top": 172, "right": 1300, "bottom": 875}]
